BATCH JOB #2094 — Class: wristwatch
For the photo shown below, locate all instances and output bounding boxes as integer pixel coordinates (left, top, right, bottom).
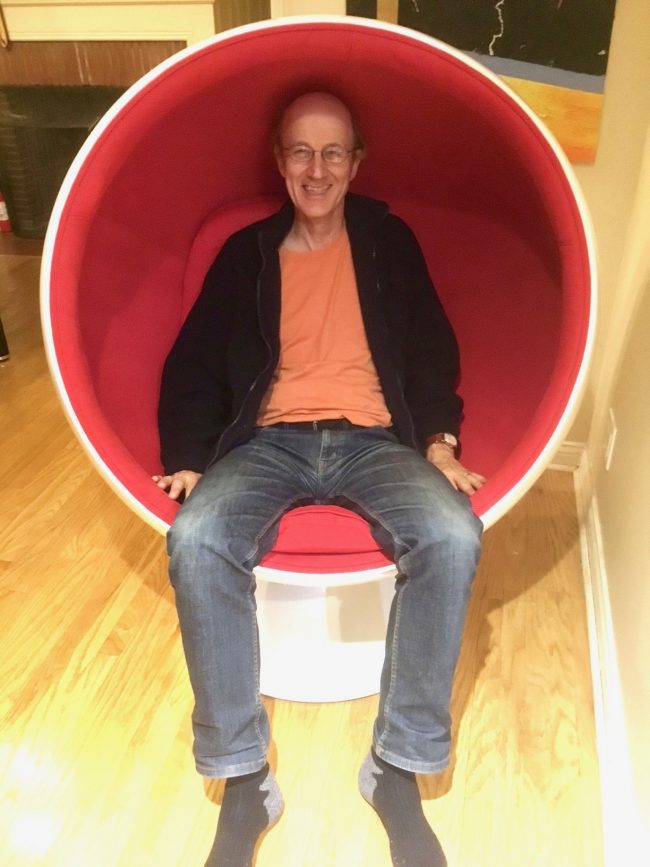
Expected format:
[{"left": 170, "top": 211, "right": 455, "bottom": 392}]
[{"left": 425, "top": 432, "right": 458, "bottom": 452}]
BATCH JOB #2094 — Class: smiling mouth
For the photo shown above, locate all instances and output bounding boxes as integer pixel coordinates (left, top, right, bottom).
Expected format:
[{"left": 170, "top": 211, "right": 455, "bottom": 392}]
[{"left": 303, "top": 184, "right": 331, "bottom": 194}]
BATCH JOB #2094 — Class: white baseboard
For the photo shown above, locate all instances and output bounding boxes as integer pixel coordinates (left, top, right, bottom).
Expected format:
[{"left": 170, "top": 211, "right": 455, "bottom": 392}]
[{"left": 573, "top": 448, "right": 646, "bottom": 866}]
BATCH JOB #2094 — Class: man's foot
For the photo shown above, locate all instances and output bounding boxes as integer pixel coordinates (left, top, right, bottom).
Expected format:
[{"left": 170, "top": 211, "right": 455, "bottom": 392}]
[
  {"left": 204, "top": 764, "right": 283, "bottom": 867},
  {"left": 358, "top": 750, "right": 447, "bottom": 867}
]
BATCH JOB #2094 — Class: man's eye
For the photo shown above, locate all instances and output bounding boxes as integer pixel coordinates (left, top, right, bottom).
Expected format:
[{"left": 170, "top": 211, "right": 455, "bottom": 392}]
[
  {"left": 323, "top": 147, "right": 345, "bottom": 162},
  {"left": 291, "top": 146, "right": 312, "bottom": 160}
]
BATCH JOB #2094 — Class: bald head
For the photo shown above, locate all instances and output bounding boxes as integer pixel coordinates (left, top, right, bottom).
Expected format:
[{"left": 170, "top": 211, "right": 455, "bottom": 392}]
[{"left": 274, "top": 91, "right": 365, "bottom": 155}]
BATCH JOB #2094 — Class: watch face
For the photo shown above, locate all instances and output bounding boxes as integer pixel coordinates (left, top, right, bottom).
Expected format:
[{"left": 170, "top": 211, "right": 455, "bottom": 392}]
[{"left": 428, "top": 433, "right": 457, "bottom": 449}]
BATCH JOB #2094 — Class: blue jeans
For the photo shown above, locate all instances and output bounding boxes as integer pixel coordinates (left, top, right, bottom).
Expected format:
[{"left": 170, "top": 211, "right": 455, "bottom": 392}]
[{"left": 166, "top": 426, "right": 482, "bottom": 777}]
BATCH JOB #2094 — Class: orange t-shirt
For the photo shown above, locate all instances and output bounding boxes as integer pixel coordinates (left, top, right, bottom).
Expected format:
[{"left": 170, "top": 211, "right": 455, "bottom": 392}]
[{"left": 256, "top": 229, "right": 392, "bottom": 428}]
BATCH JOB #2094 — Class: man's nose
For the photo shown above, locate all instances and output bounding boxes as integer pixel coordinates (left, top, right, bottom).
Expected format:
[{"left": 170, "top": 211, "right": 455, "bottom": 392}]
[{"left": 307, "top": 152, "right": 327, "bottom": 176}]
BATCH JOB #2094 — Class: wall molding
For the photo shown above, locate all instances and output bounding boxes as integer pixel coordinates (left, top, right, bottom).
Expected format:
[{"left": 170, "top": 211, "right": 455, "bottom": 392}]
[
  {"left": 549, "top": 439, "right": 585, "bottom": 471},
  {"left": 573, "top": 447, "right": 646, "bottom": 866},
  {"left": 3, "top": 3, "right": 215, "bottom": 44}
]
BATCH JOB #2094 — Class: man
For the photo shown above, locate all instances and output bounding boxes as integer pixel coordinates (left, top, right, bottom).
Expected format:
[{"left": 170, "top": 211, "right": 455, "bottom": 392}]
[{"left": 154, "top": 92, "right": 485, "bottom": 867}]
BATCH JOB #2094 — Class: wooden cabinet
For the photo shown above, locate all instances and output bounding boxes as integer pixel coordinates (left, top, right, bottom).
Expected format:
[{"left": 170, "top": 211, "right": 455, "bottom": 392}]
[
  {"left": 0, "top": 2, "right": 272, "bottom": 86},
  {"left": 0, "top": 41, "right": 186, "bottom": 86}
]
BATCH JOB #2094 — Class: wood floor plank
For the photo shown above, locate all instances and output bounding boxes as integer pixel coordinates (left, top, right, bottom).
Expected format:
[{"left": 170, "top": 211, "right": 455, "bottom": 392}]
[{"left": 0, "top": 251, "right": 602, "bottom": 866}]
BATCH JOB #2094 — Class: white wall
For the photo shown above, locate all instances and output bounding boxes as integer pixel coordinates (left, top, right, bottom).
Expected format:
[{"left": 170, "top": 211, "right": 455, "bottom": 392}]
[
  {"left": 270, "top": 0, "right": 345, "bottom": 17},
  {"left": 591, "top": 121, "right": 650, "bottom": 836},
  {"left": 571, "top": 0, "right": 650, "bottom": 445},
  {"left": 572, "top": 4, "right": 650, "bottom": 837}
]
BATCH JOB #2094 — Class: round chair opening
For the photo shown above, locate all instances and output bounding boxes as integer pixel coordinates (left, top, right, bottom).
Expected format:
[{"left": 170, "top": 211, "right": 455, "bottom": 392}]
[{"left": 42, "top": 16, "right": 596, "bottom": 576}]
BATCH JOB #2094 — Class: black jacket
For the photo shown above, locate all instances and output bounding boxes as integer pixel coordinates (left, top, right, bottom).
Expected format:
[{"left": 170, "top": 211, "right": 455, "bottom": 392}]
[{"left": 158, "top": 194, "right": 463, "bottom": 474}]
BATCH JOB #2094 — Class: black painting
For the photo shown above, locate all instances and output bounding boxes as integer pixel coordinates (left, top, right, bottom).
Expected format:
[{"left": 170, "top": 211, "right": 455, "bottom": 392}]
[
  {"left": 347, "top": 1, "right": 618, "bottom": 78},
  {"left": 347, "top": 0, "right": 377, "bottom": 17}
]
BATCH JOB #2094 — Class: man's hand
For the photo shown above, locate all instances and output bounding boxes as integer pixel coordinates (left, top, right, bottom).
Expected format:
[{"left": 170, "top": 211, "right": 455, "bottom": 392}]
[
  {"left": 152, "top": 470, "right": 203, "bottom": 501},
  {"left": 425, "top": 444, "right": 486, "bottom": 496}
]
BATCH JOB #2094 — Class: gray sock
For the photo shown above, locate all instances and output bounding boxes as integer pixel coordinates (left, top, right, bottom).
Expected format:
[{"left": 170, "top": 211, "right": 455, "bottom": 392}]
[
  {"left": 358, "top": 750, "right": 447, "bottom": 867},
  {"left": 204, "top": 764, "right": 283, "bottom": 867}
]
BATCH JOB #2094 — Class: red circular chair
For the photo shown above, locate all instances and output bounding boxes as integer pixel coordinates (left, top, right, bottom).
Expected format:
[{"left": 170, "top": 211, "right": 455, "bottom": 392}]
[{"left": 41, "top": 17, "right": 596, "bottom": 700}]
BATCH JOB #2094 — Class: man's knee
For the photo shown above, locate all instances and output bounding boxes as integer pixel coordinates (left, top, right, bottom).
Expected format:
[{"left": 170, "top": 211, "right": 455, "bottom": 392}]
[
  {"left": 167, "top": 501, "right": 244, "bottom": 580},
  {"left": 167, "top": 500, "right": 216, "bottom": 557},
  {"left": 415, "top": 492, "right": 483, "bottom": 564},
  {"left": 444, "top": 500, "right": 483, "bottom": 550},
  {"left": 166, "top": 495, "right": 266, "bottom": 592}
]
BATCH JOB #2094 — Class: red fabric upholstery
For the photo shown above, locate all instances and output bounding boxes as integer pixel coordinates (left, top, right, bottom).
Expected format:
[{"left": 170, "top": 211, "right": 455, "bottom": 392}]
[{"left": 45, "top": 20, "right": 593, "bottom": 573}]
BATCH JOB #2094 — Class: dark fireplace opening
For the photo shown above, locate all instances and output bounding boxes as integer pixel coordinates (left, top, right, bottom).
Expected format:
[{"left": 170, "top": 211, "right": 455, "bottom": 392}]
[{"left": 0, "top": 86, "right": 125, "bottom": 238}]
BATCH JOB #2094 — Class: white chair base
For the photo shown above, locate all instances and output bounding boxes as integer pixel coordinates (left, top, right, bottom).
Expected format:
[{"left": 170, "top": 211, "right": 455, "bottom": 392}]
[{"left": 255, "top": 567, "right": 397, "bottom": 702}]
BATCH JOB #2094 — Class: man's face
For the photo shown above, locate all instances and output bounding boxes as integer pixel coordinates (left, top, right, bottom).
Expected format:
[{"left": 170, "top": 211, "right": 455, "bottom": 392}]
[{"left": 276, "top": 96, "right": 361, "bottom": 224}]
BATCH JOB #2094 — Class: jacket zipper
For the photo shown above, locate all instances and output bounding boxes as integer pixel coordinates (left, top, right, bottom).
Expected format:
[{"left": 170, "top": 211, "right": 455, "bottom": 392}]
[{"left": 211, "top": 242, "right": 275, "bottom": 463}]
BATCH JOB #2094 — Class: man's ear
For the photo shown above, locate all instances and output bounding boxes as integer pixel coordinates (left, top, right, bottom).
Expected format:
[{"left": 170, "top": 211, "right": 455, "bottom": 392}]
[
  {"left": 350, "top": 148, "right": 365, "bottom": 181},
  {"left": 274, "top": 145, "right": 286, "bottom": 178}
]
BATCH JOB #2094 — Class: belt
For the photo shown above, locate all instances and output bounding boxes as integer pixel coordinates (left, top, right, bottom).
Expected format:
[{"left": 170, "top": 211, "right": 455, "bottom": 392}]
[{"left": 264, "top": 419, "right": 370, "bottom": 432}]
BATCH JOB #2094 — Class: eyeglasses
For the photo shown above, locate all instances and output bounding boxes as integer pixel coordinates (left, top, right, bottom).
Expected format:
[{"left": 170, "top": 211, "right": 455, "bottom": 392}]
[{"left": 282, "top": 144, "right": 356, "bottom": 165}]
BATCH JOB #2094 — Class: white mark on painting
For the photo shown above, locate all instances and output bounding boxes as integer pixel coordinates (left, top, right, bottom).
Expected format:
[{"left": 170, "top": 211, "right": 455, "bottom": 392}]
[{"left": 489, "top": 0, "right": 506, "bottom": 56}]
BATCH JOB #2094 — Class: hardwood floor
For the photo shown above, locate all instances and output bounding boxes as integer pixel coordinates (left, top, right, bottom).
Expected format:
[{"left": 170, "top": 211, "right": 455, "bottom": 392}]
[{"left": 0, "top": 246, "right": 602, "bottom": 866}]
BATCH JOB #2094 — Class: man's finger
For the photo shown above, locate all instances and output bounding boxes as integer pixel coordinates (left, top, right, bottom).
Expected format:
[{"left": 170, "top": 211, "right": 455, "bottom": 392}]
[
  {"left": 457, "top": 478, "right": 475, "bottom": 495},
  {"left": 168, "top": 478, "right": 187, "bottom": 500}
]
